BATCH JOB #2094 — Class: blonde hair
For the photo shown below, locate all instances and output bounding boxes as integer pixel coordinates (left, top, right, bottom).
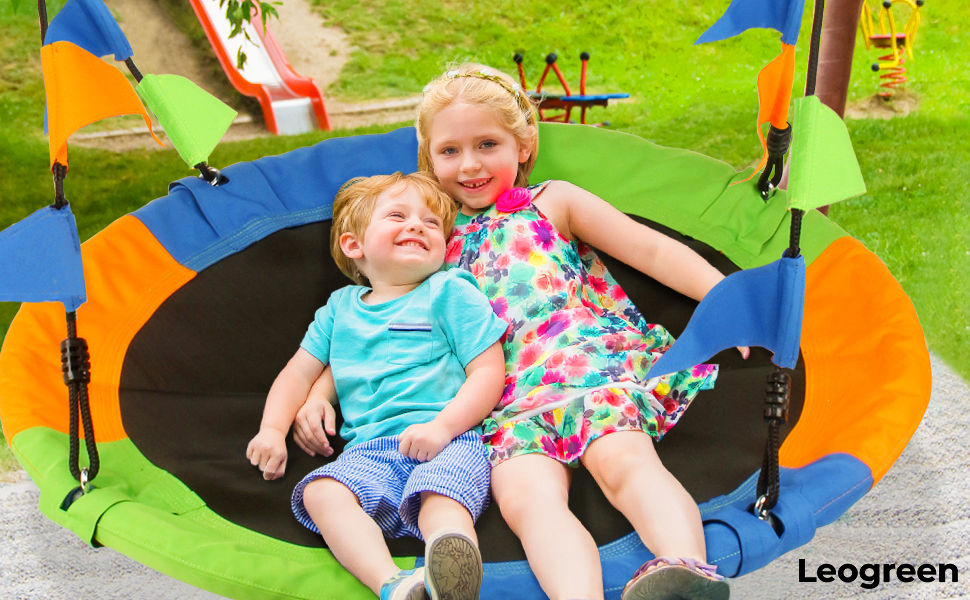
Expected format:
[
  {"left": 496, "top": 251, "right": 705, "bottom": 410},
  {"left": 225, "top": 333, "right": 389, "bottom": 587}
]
[
  {"left": 416, "top": 63, "right": 539, "bottom": 188},
  {"left": 330, "top": 172, "right": 457, "bottom": 286}
]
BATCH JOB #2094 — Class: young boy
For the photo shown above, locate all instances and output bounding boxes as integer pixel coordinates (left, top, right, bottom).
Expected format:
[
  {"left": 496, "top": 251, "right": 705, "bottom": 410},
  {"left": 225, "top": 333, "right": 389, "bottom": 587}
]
[{"left": 246, "top": 172, "right": 507, "bottom": 600}]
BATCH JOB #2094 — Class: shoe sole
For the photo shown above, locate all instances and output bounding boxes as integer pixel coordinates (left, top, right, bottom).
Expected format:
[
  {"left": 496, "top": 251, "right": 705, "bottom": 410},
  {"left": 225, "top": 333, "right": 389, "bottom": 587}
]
[
  {"left": 622, "top": 567, "right": 730, "bottom": 600},
  {"left": 425, "top": 533, "right": 482, "bottom": 600}
]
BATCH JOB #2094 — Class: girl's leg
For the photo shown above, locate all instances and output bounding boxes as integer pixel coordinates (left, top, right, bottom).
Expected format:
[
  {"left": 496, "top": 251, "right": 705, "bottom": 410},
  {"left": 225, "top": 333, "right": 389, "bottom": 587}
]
[
  {"left": 491, "top": 453, "right": 604, "bottom": 600},
  {"left": 302, "top": 478, "right": 400, "bottom": 595},
  {"left": 581, "top": 430, "right": 706, "bottom": 561}
]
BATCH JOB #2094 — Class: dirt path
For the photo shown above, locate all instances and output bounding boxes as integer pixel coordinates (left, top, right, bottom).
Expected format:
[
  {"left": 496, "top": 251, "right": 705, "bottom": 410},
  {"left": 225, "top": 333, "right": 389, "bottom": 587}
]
[{"left": 86, "top": 0, "right": 417, "bottom": 152}]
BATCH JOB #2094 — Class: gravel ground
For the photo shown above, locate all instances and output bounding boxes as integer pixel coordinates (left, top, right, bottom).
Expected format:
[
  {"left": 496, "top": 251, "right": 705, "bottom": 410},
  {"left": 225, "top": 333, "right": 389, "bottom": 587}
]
[{"left": 2, "top": 355, "right": 967, "bottom": 599}]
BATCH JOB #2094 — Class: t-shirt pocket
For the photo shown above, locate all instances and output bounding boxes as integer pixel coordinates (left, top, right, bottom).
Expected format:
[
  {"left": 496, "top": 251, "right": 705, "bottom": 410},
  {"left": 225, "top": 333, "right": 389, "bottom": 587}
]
[{"left": 386, "top": 322, "right": 433, "bottom": 365}]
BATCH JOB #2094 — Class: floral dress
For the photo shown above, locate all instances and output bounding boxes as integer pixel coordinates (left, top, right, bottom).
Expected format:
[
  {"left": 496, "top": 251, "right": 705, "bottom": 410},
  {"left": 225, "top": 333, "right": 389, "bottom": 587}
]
[{"left": 444, "top": 183, "right": 718, "bottom": 465}]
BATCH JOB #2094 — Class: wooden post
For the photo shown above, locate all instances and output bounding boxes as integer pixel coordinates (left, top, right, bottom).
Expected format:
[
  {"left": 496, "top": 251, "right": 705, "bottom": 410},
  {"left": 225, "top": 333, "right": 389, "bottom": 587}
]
[{"left": 781, "top": 0, "right": 865, "bottom": 216}]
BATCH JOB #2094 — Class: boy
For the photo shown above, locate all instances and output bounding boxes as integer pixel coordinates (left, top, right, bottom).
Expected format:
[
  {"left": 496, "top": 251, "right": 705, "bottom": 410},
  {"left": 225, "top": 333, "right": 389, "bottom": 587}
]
[{"left": 246, "top": 172, "right": 507, "bottom": 600}]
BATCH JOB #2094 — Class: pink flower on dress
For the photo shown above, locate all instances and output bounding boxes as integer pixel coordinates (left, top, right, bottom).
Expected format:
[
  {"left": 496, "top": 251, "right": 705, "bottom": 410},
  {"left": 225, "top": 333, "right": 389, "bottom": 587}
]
[
  {"left": 535, "top": 271, "right": 557, "bottom": 293},
  {"left": 692, "top": 364, "right": 716, "bottom": 378},
  {"left": 519, "top": 343, "right": 543, "bottom": 369},
  {"left": 445, "top": 241, "right": 463, "bottom": 263},
  {"left": 588, "top": 275, "right": 609, "bottom": 296},
  {"left": 495, "top": 253, "right": 511, "bottom": 271},
  {"left": 564, "top": 354, "right": 589, "bottom": 378},
  {"left": 510, "top": 235, "right": 534, "bottom": 260},
  {"left": 602, "top": 390, "right": 625, "bottom": 407},
  {"left": 537, "top": 313, "right": 570, "bottom": 340},
  {"left": 496, "top": 187, "right": 532, "bottom": 212},
  {"left": 622, "top": 402, "right": 640, "bottom": 420},
  {"left": 530, "top": 220, "right": 557, "bottom": 251},
  {"left": 547, "top": 352, "right": 565, "bottom": 369},
  {"left": 611, "top": 285, "right": 629, "bottom": 301},
  {"left": 541, "top": 370, "right": 566, "bottom": 386},
  {"left": 471, "top": 261, "right": 486, "bottom": 280},
  {"left": 663, "top": 397, "right": 680, "bottom": 414}
]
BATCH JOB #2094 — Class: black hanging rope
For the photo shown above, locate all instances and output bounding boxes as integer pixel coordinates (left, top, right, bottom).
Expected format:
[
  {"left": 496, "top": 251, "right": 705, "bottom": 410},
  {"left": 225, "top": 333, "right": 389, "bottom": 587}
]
[
  {"left": 37, "top": 0, "right": 102, "bottom": 495},
  {"left": 124, "top": 58, "right": 143, "bottom": 82},
  {"left": 52, "top": 162, "right": 68, "bottom": 209},
  {"left": 37, "top": 0, "right": 49, "bottom": 44},
  {"left": 785, "top": 208, "right": 804, "bottom": 259},
  {"left": 805, "top": 0, "right": 827, "bottom": 97},
  {"left": 755, "top": 368, "right": 791, "bottom": 534},
  {"left": 754, "top": 0, "right": 825, "bottom": 531},
  {"left": 62, "top": 312, "right": 99, "bottom": 486}
]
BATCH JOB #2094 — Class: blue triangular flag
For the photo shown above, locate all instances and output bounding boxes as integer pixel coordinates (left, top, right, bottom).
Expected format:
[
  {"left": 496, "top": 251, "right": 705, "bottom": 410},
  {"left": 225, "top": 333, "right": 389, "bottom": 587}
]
[
  {"left": 695, "top": 0, "right": 807, "bottom": 45},
  {"left": 0, "top": 205, "right": 87, "bottom": 312},
  {"left": 645, "top": 255, "right": 805, "bottom": 379},
  {"left": 43, "top": 0, "right": 133, "bottom": 60}
]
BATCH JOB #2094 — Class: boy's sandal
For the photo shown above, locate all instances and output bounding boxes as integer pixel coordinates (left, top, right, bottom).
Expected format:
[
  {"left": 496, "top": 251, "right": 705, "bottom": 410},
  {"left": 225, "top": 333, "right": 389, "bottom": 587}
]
[
  {"left": 380, "top": 567, "right": 429, "bottom": 600},
  {"left": 424, "top": 528, "right": 483, "bottom": 600},
  {"left": 620, "top": 557, "right": 729, "bottom": 600}
]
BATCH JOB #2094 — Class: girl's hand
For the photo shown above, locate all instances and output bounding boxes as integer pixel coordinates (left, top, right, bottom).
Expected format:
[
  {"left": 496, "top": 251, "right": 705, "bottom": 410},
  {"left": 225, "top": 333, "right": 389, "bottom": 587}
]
[
  {"left": 246, "top": 428, "right": 288, "bottom": 480},
  {"left": 738, "top": 346, "right": 750, "bottom": 359},
  {"left": 398, "top": 421, "right": 453, "bottom": 462},
  {"left": 293, "top": 396, "right": 337, "bottom": 458}
]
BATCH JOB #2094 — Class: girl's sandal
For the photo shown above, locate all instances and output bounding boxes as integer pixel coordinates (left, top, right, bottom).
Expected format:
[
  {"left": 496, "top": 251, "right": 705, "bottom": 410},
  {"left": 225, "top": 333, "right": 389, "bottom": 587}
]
[{"left": 620, "top": 557, "right": 730, "bottom": 600}]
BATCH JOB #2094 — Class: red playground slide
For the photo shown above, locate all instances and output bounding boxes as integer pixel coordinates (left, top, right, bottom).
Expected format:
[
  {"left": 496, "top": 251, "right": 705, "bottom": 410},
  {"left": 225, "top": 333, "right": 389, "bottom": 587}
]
[{"left": 188, "top": 0, "right": 331, "bottom": 134}]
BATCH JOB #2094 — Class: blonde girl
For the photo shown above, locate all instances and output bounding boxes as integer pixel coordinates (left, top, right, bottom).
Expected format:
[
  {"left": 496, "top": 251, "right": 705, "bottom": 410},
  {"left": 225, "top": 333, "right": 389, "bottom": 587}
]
[{"left": 413, "top": 63, "right": 739, "bottom": 600}]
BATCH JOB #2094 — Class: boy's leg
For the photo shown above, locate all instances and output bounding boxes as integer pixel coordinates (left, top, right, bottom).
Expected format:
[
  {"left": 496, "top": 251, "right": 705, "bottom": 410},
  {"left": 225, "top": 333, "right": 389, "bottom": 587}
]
[
  {"left": 417, "top": 491, "right": 477, "bottom": 543},
  {"left": 417, "top": 492, "right": 482, "bottom": 600},
  {"left": 403, "top": 431, "right": 490, "bottom": 600},
  {"left": 491, "top": 454, "right": 603, "bottom": 600},
  {"left": 581, "top": 430, "right": 705, "bottom": 561},
  {"left": 302, "top": 478, "right": 401, "bottom": 595}
]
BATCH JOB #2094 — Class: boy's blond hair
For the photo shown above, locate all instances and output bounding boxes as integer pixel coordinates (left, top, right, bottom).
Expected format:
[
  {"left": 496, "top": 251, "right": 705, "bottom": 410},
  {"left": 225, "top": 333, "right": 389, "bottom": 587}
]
[
  {"left": 416, "top": 63, "right": 539, "bottom": 188},
  {"left": 331, "top": 172, "right": 457, "bottom": 286}
]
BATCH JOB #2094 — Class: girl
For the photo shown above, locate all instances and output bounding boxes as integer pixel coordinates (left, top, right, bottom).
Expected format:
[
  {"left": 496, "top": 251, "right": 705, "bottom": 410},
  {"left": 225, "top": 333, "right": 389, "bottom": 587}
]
[{"left": 415, "top": 63, "right": 737, "bottom": 600}]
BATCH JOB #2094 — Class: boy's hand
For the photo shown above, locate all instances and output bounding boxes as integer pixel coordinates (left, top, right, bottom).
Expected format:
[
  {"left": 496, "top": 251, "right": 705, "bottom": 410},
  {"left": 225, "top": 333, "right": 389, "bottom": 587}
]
[
  {"left": 293, "top": 397, "right": 337, "bottom": 458},
  {"left": 398, "top": 421, "right": 453, "bottom": 462},
  {"left": 246, "top": 428, "right": 288, "bottom": 480}
]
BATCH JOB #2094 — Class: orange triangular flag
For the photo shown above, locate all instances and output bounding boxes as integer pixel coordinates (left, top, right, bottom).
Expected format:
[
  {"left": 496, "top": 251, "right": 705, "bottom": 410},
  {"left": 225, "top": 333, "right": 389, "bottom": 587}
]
[
  {"left": 41, "top": 41, "right": 163, "bottom": 171},
  {"left": 739, "top": 43, "right": 796, "bottom": 183}
]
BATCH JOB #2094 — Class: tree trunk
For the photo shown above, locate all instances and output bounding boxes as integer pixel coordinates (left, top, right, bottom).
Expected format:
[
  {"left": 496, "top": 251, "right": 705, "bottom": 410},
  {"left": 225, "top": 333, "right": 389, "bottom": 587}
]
[{"left": 816, "top": 0, "right": 867, "bottom": 118}]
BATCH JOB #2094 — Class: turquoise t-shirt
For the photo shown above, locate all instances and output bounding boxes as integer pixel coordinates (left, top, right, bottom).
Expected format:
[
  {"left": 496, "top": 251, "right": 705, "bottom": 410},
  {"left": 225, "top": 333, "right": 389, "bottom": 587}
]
[{"left": 300, "top": 269, "right": 508, "bottom": 448}]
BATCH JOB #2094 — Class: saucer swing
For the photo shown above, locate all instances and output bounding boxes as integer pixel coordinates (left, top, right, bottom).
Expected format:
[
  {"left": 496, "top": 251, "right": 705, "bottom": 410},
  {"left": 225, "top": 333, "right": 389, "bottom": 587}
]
[{"left": 0, "top": 0, "right": 930, "bottom": 598}]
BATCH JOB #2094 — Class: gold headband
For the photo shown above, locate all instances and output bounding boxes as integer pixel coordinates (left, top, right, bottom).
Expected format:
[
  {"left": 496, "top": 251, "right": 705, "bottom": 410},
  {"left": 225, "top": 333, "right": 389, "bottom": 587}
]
[{"left": 426, "top": 68, "right": 535, "bottom": 123}]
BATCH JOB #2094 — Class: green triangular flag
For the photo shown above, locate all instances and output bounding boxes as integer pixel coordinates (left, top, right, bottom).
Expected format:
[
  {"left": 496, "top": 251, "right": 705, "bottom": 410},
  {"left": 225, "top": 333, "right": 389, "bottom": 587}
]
[
  {"left": 136, "top": 74, "right": 237, "bottom": 169},
  {"left": 787, "top": 95, "right": 867, "bottom": 211}
]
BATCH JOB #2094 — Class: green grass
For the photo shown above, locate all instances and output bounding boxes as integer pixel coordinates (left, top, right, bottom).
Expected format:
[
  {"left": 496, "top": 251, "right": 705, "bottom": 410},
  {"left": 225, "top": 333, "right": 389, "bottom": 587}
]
[{"left": 1, "top": 0, "right": 968, "bottom": 464}]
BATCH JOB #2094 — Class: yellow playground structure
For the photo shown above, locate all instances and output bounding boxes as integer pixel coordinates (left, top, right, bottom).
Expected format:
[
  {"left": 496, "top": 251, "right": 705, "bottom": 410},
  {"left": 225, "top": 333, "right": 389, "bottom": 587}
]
[{"left": 859, "top": 0, "right": 924, "bottom": 94}]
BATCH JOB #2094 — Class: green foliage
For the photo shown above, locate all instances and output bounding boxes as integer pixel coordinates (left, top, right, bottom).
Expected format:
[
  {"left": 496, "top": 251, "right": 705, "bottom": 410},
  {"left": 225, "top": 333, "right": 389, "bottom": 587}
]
[{"left": 219, "top": 0, "right": 282, "bottom": 69}]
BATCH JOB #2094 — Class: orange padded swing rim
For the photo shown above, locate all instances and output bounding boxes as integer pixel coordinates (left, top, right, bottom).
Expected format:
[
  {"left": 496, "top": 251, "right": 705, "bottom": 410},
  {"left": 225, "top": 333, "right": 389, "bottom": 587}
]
[
  {"left": 780, "top": 235, "right": 931, "bottom": 482},
  {"left": 0, "top": 215, "right": 195, "bottom": 444}
]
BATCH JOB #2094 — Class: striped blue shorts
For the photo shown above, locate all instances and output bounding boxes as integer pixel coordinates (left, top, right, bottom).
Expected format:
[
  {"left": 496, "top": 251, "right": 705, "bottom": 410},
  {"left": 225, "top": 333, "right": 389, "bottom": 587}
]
[{"left": 291, "top": 430, "right": 490, "bottom": 540}]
